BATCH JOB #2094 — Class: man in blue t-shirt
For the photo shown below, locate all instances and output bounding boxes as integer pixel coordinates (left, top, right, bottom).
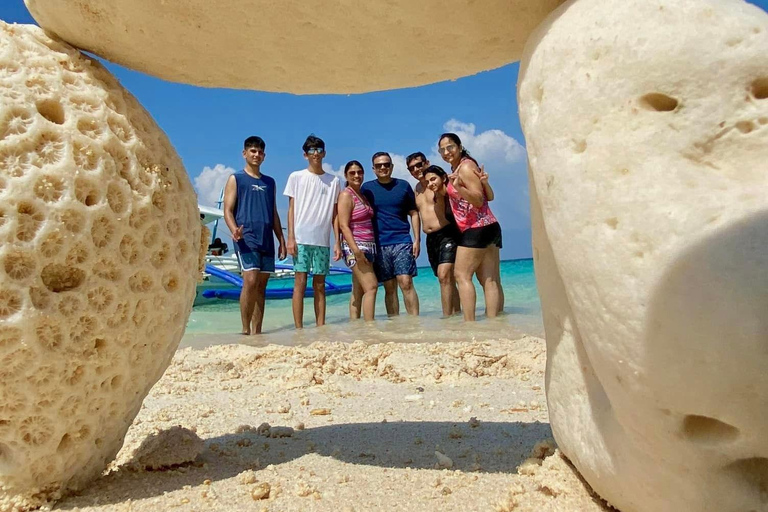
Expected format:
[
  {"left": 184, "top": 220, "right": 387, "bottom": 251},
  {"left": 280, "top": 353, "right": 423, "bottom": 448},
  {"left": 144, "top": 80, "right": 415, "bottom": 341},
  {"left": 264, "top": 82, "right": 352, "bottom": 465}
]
[
  {"left": 223, "top": 136, "right": 287, "bottom": 335},
  {"left": 361, "top": 152, "right": 421, "bottom": 316}
]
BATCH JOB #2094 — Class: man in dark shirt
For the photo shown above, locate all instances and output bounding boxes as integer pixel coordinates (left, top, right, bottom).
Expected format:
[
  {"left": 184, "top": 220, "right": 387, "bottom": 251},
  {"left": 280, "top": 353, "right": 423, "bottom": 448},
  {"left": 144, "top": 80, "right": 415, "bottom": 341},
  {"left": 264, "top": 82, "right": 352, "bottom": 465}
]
[
  {"left": 223, "top": 136, "right": 287, "bottom": 335},
  {"left": 361, "top": 152, "right": 420, "bottom": 316}
]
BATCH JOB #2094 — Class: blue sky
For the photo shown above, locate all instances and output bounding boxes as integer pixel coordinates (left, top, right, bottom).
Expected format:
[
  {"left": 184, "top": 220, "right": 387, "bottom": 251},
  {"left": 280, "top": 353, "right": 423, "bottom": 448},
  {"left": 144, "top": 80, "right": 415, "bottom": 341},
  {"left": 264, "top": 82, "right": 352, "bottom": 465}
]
[{"left": 3, "top": 0, "right": 767, "bottom": 262}]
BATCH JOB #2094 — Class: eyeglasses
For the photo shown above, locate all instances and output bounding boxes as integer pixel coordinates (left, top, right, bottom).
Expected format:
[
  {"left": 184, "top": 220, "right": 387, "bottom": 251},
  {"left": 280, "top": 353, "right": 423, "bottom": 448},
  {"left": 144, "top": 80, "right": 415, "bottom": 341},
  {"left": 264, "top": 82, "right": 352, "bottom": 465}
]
[
  {"left": 407, "top": 161, "right": 425, "bottom": 172},
  {"left": 438, "top": 144, "right": 458, "bottom": 155},
  {"left": 347, "top": 170, "right": 364, "bottom": 176},
  {"left": 306, "top": 148, "right": 325, "bottom": 155},
  {"left": 373, "top": 162, "right": 392, "bottom": 170}
]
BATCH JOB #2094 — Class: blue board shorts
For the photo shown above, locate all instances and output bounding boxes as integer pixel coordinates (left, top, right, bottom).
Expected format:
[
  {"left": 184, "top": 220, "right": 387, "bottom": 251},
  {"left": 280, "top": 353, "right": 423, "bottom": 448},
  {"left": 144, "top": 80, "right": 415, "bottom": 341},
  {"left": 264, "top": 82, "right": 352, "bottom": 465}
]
[
  {"left": 294, "top": 244, "right": 330, "bottom": 275},
  {"left": 374, "top": 243, "right": 417, "bottom": 282},
  {"left": 236, "top": 240, "right": 275, "bottom": 273}
]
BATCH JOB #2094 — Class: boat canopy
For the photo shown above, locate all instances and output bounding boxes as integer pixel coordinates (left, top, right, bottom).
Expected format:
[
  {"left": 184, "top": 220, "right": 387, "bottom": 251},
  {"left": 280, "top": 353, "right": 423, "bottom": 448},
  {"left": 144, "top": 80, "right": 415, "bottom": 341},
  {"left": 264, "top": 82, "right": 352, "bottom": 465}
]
[{"left": 199, "top": 204, "right": 224, "bottom": 226}]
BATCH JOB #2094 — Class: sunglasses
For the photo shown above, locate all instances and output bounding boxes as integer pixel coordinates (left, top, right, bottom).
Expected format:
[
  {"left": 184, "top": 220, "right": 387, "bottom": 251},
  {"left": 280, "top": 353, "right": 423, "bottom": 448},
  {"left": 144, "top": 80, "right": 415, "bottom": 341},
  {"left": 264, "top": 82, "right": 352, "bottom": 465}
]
[
  {"left": 407, "top": 161, "right": 425, "bottom": 172},
  {"left": 438, "top": 144, "right": 458, "bottom": 155},
  {"left": 306, "top": 147, "right": 325, "bottom": 155},
  {"left": 373, "top": 162, "right": 392, "bottom": 170},
  {"left": 347, "top": 170, "right": 364, "bottom": 176}
]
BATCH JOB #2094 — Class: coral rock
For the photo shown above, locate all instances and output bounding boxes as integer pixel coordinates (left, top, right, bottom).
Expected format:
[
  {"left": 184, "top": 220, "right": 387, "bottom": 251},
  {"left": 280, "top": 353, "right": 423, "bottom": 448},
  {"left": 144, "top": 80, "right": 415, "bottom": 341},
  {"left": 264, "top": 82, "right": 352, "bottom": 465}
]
[
  {"left": 519, "top": 0, "right": 768, "bottom": 511},
  {"left": 23, "top": 0, "right": 565, "bottom": 94},
  {"left": 0, "top": 22, "right": 200, "bottom": 511}
]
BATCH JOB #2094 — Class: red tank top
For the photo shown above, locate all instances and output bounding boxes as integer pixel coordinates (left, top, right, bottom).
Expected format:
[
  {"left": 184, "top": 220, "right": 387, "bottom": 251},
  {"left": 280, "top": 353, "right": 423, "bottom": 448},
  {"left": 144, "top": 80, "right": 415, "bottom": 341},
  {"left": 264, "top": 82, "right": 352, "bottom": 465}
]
[{"left": 447, "top": 158, "right": 497, "bottom": 232}]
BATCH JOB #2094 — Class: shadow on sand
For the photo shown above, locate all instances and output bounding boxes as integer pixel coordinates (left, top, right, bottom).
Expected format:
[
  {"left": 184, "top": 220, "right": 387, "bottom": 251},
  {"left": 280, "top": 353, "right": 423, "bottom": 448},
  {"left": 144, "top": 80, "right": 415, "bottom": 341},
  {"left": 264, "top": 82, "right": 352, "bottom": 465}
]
[{"left": 56, "top": 420, "right": 553, "bottom": 508}]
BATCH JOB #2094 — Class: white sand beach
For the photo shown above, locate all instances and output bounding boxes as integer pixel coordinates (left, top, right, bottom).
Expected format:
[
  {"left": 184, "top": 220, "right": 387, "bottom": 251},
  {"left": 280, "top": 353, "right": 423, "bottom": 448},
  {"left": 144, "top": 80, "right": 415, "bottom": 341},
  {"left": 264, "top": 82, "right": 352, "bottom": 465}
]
[{"left": 49, "top": 335, "right": 613, "bottom": 512}]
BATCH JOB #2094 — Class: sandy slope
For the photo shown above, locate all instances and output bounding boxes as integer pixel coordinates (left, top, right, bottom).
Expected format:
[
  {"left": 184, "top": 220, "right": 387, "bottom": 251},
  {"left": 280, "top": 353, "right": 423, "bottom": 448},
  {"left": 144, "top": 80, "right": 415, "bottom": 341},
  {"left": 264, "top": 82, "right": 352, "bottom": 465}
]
[{"left": 50, "top": 336, "right": 613, "bottom": 512}]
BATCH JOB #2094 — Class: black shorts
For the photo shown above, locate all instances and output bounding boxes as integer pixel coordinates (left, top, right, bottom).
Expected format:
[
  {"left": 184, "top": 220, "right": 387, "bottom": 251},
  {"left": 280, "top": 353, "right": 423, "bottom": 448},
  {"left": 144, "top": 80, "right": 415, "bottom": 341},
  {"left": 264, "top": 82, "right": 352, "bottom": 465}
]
[
  {"left": 426, "top": 224, "right": 459, "bottom": 276},
  {"left": 459, "top": 222, "right": 502, "bottom": 249}
]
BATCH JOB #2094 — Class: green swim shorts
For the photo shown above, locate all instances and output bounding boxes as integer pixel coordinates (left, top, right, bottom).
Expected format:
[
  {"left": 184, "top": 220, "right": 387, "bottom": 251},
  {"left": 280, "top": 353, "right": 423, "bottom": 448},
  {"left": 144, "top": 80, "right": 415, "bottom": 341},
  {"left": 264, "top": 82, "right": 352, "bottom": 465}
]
[{"left": 294, "top": 244, "right": 330, "bottom": 275}]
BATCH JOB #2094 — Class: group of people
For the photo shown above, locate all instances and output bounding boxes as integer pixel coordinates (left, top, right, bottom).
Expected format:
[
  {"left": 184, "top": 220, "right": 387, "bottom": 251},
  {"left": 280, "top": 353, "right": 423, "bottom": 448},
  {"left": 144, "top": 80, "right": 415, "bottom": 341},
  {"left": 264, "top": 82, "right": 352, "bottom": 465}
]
[{"left": 222, "top": 134, "right": 503, "bottom": 335}]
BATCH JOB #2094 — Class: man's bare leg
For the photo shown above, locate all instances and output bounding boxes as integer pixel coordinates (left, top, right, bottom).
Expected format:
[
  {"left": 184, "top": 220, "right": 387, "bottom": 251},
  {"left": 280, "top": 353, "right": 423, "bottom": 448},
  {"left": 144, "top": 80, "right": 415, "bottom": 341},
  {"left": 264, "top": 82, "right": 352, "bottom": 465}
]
[
  {"left": 239, "top": 270, "right": 259, "bottom": 334},
  {"left": 397, "top": 274, "right": 419, "bottom": 316},
  {"left": 292, "top": 272, "right": 308, "bottom": 329},
  {"left": 382, "top": 279, "right": 399, "bottom": 316},
  {"left": 312, "top": 274, "right": 327, "bottom": 326},
  {"left": 250, "top": 272, "right": 270, "bottom": 334}
]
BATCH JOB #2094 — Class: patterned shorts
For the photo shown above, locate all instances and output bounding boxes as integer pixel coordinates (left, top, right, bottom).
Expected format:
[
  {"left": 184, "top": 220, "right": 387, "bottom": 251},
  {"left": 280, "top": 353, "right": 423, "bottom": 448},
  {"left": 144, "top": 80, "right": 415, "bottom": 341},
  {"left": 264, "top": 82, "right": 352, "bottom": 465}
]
[
  {"left": 341, "top": 240, "right": 376, "bottom": 268},
  {"left": 293, "top": 244, "right": 330, "bottom": 275},
  {"left": 374, "top": 243, "right": 417, "bottom": 282}
]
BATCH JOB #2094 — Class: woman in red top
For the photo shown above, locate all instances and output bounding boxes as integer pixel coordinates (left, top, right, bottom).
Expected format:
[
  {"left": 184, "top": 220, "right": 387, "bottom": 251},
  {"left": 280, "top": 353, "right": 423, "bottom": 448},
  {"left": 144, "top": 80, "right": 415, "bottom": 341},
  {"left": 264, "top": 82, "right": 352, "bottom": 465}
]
[{"left": 438, "top": 133, "right": 503, "bottom": 321}]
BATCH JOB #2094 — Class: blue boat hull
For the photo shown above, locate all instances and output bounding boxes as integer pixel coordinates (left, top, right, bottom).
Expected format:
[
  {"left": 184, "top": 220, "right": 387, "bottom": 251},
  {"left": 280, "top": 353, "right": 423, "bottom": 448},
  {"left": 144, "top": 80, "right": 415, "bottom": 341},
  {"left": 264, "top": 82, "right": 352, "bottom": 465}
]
[{"left": 200, "top": 264, "right": 352, "bottom": 302}]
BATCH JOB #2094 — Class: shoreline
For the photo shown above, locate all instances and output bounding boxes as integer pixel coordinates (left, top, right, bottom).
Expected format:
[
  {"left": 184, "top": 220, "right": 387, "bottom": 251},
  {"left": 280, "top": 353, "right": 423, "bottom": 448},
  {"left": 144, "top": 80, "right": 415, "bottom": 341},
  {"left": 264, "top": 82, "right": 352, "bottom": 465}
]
[{"left": 49, "top": 336, "right": 612, "bottom": 512}]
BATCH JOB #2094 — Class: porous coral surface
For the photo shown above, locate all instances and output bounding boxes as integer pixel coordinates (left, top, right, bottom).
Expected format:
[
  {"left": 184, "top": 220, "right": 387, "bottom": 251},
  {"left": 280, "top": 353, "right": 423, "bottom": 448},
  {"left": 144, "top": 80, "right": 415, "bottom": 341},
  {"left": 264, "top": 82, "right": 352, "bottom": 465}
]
[{"left": 0, "top": 21, "right": 200, "bottom": 511}]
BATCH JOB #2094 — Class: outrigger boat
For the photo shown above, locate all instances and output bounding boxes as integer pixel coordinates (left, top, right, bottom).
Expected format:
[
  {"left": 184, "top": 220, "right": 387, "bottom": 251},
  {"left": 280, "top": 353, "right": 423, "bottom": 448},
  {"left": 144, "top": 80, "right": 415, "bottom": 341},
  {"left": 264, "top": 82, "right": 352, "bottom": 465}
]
[{"left": 196, "top": 203, "right": 352, "bottom": 306}]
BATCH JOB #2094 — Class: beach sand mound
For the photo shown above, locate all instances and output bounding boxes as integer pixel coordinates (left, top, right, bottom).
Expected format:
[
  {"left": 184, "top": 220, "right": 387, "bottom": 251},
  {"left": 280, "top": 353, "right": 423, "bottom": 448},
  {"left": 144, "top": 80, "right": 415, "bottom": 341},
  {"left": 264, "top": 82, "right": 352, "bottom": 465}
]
[
  {"left": 23, "top": 0, "right": 565, "bottom": 94},
  {"left": 51, "top": 337, "right": 613, "bottom": 511},
  {"left": 0, "top": 22, "right": 201, "bottom": 511},
  {"left": 127, "top": 426, "right": 205, "bottom": 471}
]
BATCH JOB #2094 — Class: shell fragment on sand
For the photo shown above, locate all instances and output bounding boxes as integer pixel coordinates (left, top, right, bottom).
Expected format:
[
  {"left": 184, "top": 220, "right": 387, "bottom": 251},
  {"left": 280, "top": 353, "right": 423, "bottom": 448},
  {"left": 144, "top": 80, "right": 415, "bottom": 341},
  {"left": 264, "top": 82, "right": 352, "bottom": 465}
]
[{"left": 23, "top": 0, "right": 565, "bottom": 94}]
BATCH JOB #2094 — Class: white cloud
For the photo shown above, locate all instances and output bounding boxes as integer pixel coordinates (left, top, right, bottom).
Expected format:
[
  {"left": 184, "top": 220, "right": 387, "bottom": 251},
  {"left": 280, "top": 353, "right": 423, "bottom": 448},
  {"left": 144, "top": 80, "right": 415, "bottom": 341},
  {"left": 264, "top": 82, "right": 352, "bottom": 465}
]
[
  {"left": 194, "top": 164, "right": 236, "bottom": 207},
  {"left": 322, "top": 162, "right": 345, "bottom": 181}
]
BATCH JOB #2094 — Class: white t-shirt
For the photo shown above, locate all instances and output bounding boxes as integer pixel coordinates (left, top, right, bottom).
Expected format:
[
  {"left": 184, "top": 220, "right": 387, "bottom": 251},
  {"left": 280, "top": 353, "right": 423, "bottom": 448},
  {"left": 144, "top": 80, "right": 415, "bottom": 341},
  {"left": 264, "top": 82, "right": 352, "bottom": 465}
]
[{"left": 283, "top": 169, "right": 340, "bottom": 247}]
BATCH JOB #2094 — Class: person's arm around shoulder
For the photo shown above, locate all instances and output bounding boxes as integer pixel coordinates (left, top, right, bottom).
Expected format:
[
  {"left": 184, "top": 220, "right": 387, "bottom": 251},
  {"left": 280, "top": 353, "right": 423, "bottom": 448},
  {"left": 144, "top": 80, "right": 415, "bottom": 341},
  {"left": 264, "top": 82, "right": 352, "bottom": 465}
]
[
  {"left": 271, "top": 179, "right": 287, "bottom": 260},
  {"left": 223, "top": 175, "right": 243, "bottom": 241},
  {"left": 454, "top": 161, "right": 485, "bottom": 208},
  {"left": 405, "top": 182, "right": 421, "bottom": 258}
]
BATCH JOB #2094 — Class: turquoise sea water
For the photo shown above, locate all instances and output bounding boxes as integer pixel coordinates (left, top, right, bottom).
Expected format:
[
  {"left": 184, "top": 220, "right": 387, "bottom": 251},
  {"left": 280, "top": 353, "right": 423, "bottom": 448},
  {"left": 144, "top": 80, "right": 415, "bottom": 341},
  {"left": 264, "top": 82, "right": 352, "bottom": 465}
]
[{"left": 182, "top": 259, "right": 542, "bottom": 348}]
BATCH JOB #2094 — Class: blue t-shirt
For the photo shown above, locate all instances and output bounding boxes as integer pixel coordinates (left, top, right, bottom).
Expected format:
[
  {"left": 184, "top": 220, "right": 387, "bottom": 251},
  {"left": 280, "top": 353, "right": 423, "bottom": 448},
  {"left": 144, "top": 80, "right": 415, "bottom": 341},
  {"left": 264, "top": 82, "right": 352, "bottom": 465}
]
[
  {"left": 233, "top": 171, "right": 276, "bottom": 255},
  {"left": 361, "top": 178, "right": 416, "bottom": 247}
]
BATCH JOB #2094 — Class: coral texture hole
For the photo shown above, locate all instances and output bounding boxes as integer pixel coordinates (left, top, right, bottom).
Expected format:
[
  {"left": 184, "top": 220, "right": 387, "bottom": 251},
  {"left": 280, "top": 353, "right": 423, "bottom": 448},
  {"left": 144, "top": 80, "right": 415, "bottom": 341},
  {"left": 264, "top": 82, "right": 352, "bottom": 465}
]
[
  {"left": 41, "top": 264, "right": 86, "bottom": 292},
  {"left": 736, "top": 121, "right": 755, "bottom": 134},
  {"left": 639, "top": 93, "right": 679, "bottom": 112},
  {"left": 75, "top": 177, "right": 101, "bottom": 207},
  {"left": 16, "top": 201, "right": 44, "bottom": 242},
  {"left": 723, "top": 457, "right": 768, "bottom": 502},
  {"left": 36, "top": 98, "right": 65, "bottom": 125},
  {"left": 751, "top": 78, "right": 768, "bottom": 100},
  {"left": 682, "top": 415, "right": 740, "bottom": 444},
  {"left": 34, "top": 174, "right": 65, "bottom": 202},
  {"left": 0, "top": 289, "right": 22, "bottom": 318},
  {"left": 4, "top": 250, "right": 35, "bottom": 281},
  {"left": 56, "top": 434, "right": 72, "bottom": 453}
]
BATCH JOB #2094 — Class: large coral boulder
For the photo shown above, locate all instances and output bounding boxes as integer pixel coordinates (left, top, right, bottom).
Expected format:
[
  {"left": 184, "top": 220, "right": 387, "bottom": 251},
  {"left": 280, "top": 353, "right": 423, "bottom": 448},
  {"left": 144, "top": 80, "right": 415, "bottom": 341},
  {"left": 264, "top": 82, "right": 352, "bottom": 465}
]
[
  {"left": 0, "top": 22, "right": 201, "bottom": 511},
  {"left": 23, "top": 0, "right": 565, "bottom": 94},
  {"left": 519, "top": 0, "right": 768, "bottom": 510}
]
